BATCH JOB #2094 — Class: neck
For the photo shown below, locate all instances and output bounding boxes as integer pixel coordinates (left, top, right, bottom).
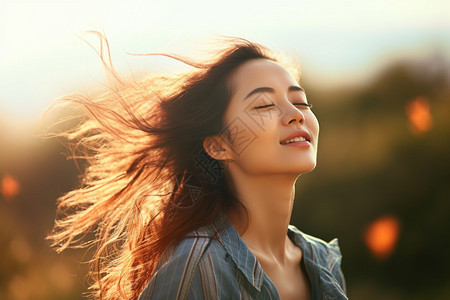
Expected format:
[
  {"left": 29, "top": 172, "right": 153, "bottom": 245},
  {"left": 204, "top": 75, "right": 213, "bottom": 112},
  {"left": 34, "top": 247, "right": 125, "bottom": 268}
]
[{"left": 226, "top": 170, "right": 300, "bottom": 262}]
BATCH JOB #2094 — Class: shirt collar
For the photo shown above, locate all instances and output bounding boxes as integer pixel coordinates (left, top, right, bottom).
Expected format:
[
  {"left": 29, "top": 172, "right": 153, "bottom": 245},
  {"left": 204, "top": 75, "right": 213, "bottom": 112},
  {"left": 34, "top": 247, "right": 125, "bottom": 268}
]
[
  {"left": 212, "top": 213, "right": 265, "bottom": 291},
  {"left": 287, "top": 225, "right": 347, "bottom": 300},
  {"left": 211, "top": 214, "right": 317, "bottom": 292}
]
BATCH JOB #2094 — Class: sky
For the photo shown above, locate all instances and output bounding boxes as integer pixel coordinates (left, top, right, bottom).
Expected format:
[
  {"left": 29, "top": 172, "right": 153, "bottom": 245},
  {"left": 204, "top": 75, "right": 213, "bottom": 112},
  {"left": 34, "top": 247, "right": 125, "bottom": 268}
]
[{"left": 0, "top": 0, "right": 449, "bottom": 121}]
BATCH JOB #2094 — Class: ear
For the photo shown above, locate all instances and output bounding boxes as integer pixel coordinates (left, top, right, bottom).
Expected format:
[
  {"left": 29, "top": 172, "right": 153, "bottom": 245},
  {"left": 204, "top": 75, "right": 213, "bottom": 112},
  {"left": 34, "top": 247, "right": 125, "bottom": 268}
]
[{"left": 203, "top": 136, "right": 232, "bottom": 161}]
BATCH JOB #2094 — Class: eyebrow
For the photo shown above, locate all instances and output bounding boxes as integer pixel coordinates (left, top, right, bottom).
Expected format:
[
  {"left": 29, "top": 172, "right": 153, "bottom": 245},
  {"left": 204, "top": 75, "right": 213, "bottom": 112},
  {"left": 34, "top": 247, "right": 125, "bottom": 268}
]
[{"left": 244, "top": 86, "right": 304, "bottom": 100}]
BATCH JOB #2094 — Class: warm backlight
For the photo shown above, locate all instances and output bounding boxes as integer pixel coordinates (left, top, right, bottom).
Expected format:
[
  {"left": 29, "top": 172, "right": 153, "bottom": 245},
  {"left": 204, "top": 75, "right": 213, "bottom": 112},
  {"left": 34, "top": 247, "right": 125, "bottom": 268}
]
[
  {"left": 1, "top": 174, "right": 20, "bottom": 200},
  {"left": 364, "top": 215, "right": 400, "bottom": 260},
  {"left": 405, "top": 96, "right": 432, "bottom": 135}
]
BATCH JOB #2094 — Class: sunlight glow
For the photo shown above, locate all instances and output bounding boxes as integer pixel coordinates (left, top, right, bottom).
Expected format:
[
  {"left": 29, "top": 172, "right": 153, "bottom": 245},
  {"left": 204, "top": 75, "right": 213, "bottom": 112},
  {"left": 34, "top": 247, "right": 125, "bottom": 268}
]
[
  {"left": 1, "top": 174, "right": 20, "bottom": 200},
  {"left": 364, "top": 215, "right": 400, "bottom": 260},
  {"left": 1, "top": 0, "right": 449, "bottom": 121},
  {"left": 406, "top": 96, "right": 433, "bottom": 135}
]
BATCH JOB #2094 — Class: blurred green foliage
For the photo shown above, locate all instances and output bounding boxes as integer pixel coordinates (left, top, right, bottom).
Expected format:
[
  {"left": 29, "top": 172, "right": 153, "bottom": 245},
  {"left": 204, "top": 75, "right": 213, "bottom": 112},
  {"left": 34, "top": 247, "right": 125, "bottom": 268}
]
[
  {"left": 1, "top": 54, "right": 449, "bottom": 299},
  {"left": 293, "top": 54, "right": 450, "bottom": 299}
]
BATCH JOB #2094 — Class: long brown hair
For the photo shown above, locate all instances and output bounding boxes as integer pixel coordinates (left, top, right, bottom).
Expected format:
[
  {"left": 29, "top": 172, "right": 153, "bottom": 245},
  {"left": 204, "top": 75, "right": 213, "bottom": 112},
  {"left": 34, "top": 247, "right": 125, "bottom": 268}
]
[{"left": 47, "top": 32, "right": 297, "bottom": 299}]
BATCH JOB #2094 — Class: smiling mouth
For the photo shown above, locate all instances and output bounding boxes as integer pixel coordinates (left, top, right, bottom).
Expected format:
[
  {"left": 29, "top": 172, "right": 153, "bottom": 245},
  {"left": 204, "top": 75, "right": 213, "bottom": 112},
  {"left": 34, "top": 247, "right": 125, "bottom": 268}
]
[{"left": 280, "top": 136, "right": 309, "bottom": 145}]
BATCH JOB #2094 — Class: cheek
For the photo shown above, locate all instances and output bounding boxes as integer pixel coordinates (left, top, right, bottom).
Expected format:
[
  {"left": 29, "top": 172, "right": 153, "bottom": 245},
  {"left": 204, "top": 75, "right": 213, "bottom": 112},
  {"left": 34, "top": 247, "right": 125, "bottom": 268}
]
[
  {"left": 222, "top": 102, "right": 280, "bottom": 158},
  {"left": 245, "top": 108, "right": 283, "bottom": 133},
  {"left": 221, "top": 110, "right": 260, "bottom": 157},
  {"left": 308, "top": 112, "right": 320, "bottom": 137}
]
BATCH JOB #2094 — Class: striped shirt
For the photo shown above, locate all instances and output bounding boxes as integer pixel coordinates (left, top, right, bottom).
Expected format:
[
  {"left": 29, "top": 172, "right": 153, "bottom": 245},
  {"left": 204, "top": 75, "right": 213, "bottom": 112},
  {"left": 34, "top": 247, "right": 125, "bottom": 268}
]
[{"left": 139, "top": 214, "right": 347, "bottom": 300}]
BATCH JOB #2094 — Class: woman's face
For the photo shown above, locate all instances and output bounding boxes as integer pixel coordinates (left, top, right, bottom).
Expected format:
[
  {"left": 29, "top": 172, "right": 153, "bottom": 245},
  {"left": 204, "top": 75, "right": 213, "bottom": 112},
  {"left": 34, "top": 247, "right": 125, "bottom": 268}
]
[{"left": 220, "top": 58, "right": 319, "bottom": 176}]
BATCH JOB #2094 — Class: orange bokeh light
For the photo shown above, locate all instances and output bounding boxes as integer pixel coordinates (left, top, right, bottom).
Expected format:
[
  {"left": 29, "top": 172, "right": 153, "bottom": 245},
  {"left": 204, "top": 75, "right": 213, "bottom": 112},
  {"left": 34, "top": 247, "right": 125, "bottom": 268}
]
[
  {"left": 1, "top": 174, "right": 20, "bottom": 200},
  {"left": 405, "top": 96, "right": 432, "bottom": 135},
  {"left": 364, "top": 215, "right": 400, "bottom": 260}
]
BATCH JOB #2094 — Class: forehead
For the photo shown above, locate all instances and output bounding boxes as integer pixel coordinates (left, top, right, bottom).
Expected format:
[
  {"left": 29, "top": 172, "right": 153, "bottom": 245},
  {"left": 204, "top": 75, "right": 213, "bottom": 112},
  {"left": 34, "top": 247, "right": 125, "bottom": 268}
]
[{"left": 230, "top": 59, "right": 299, "bottom": 96}]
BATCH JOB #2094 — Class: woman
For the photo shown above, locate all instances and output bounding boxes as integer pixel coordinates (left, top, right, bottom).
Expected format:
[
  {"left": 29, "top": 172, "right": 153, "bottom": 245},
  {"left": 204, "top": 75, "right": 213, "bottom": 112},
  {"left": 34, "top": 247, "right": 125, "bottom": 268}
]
[{"left": 48, "top": 34, "right": 347, "bottom": 300}]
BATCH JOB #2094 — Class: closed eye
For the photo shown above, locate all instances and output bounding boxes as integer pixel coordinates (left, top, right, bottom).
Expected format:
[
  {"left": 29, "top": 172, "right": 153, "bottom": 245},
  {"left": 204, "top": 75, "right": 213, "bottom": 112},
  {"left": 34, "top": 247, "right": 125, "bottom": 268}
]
[
  {"left": 294, "top": 103, "right": 313, "bottom": 109},
  {"left": 254, "top": 104, "right": 275, "bottom": 110}
]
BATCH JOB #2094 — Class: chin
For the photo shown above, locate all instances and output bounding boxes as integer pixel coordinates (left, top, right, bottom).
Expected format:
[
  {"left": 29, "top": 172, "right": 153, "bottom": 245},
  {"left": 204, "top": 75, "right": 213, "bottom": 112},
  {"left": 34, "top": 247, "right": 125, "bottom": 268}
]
[{"left": 292, "top": 161, "right": 317, "bottom": 175}]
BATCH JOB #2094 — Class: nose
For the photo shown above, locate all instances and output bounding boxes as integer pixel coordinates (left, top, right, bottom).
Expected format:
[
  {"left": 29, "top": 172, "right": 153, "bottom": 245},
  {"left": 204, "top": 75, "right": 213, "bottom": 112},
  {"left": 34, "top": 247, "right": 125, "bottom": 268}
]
[{"left": 282, "top": 103, "right": 305, "bottom": 126}]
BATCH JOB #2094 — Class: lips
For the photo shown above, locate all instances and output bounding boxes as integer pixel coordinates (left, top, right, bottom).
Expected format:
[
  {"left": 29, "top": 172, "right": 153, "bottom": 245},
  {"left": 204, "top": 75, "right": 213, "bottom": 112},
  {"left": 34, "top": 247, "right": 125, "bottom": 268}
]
[{"left": 280, "top": 131, "right": 311, "bottom": 145}]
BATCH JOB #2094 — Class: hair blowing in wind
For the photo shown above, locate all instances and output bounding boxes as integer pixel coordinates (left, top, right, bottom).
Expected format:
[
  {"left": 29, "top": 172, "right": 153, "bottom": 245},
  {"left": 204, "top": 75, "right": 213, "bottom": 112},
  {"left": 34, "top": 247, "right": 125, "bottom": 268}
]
[{"left": 46, "top": 32, "right": 299, "bottom": 299}]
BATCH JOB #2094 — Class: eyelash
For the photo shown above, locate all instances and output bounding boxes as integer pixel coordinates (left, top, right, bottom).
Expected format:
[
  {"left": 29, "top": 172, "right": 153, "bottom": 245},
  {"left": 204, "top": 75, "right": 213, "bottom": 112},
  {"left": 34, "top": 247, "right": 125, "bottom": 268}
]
[{"left": 254, "top": 103, "right": 313, "bottom": 110}]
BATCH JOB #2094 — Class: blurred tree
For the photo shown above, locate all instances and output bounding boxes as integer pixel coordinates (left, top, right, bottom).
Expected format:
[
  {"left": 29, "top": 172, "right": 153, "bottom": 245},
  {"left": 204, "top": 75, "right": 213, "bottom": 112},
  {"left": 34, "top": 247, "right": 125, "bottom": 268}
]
[{"left": 293, "top": 54, "right": 450, "bottom": 300}]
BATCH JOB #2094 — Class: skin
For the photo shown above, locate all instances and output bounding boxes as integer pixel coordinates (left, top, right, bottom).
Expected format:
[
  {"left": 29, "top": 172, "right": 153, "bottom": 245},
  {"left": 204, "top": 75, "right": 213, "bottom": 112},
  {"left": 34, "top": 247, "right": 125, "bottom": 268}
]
[{"left": 203, "top": 58, "right": 319, "bottom": 300}]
